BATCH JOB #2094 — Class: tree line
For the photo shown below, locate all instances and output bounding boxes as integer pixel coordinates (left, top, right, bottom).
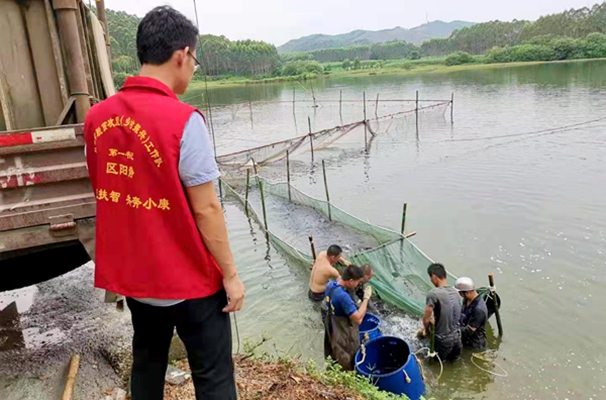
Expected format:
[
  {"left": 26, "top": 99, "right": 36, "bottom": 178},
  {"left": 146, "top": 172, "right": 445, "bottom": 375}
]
[
  {"left": 103, "top": 2, "right": 606, "bottom": 86},
  {"left": 282, "top": 41, "right": 418, "bottom": 63},
  {"left": 422, "top": 2, "right": 606, "bottom": 56}
]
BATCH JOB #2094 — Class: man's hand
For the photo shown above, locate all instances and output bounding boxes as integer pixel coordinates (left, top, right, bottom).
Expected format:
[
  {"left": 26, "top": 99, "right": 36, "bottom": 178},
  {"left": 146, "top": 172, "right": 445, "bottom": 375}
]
[
  {"left": 339, "top": 256, "right": 351, "bottom": 266},
  {"left": 222, "top": 273, "right": 245, "bottom": 313},
  {"left": 363, "top": 285, "right": 373, "bottom": 300}
]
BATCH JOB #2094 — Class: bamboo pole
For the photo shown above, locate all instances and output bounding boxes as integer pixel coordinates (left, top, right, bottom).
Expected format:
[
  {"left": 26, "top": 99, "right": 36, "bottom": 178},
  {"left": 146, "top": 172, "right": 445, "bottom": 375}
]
[
  {"left": 375, "top": 93, "right": 380, "bottom": 116},
  {"left": 61, "top": 355, "right": 81, "bottom": 400},
  {"left": 429, "top": 324, "right": 436, "bottom": 357},
  {"left": 363, "top": 91, "right": 368, "bottom": 150},
  {"left": 401, "top": 203, "right": 407, "bottom": 235},
  {"left": 489, "top": 273, "right": 504, "bottom": 337},
  {"left": 309, "top": 235, "right": 317, "bottom": 261},
  {"left": 293, "top": 87, "right": 296, "bottom": 113},
  {"left": 322, "top": 160, "right": 331, "bottom": 221},
  {"left": 450, "top": 92, "right": 454, "bottom": 123},
  {"left": 339, "top": 90, "right": 343, "bottom": 115},
  {"left": 244, "top": 168, "right": 250, "bottom": 216},
  {"left": 415, "top": 90, "right": 419, "bottom": 113},
  {"left": 308, "top": 117, "right": 314, "bottom": 162},
  {"left": 310, "top": 80, "right": 317, "bottom": 108},
  {"left": 286, "top": 150, "right": 291, "bottom": 202}
]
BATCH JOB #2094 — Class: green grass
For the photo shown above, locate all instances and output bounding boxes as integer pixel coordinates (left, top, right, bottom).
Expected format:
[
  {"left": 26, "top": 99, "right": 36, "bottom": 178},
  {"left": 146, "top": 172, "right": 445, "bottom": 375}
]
[
  {"left": 184, "top": 57, "right": 606, "bottom": 90},
  {"left": 239, "top": 336, "right": 434, "bottom": 400}
]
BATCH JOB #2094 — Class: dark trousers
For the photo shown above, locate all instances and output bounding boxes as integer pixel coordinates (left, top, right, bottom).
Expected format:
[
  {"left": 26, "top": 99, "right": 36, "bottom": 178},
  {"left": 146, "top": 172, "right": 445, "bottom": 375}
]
[
  {"left": 435, "top": 333, "right": 463, "bottom": 362},
  {"left": 126, "top": 290, "right": 236, "bottom": 400}
]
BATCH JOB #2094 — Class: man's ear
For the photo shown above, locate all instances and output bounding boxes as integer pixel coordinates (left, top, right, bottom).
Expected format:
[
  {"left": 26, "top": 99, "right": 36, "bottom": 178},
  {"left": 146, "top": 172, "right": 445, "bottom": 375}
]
[{"left": 175, "top": 47, "right": 189, "bottom": 67}]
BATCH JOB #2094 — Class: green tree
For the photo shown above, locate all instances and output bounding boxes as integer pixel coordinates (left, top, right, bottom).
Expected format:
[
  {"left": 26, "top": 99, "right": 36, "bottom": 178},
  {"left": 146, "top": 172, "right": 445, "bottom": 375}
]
[
  {"left": 342, "top": 58, "right": 352, "bottom": 69},
  {"left": 353, "top": 57, "right": 361, "bottom": 70}
]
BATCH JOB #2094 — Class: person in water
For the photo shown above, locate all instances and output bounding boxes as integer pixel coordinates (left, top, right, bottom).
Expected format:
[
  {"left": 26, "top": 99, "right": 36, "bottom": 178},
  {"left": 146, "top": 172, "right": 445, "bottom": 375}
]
[
  {"left": 322, "top": 265, "right": 372, "bottom": 371},
  {"left": 308, "top": 245, "right": 350, "bottom": 302},
  {"left": 420, "top": 263, "right": 462, "bottom": 362},
  {"left": 456, "top": 277, "right": 488, "bottom": 351}
]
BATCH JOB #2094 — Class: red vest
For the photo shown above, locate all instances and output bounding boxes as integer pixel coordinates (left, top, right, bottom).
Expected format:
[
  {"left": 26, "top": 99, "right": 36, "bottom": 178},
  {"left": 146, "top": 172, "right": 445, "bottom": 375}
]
[{"left": 84, "top": 76, "right": 223, "bottom": 299}]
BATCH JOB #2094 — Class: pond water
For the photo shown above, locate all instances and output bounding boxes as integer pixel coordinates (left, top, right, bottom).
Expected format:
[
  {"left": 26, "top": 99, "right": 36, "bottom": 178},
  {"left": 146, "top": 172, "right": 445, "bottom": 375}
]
[{"left": 192, "top": 60, "right": 606, "bottom": 399}]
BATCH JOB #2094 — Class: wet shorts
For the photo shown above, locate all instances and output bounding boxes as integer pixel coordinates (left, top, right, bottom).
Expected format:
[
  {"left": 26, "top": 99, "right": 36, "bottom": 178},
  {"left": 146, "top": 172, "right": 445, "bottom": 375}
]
[{"left": 308, "top": 289, "right": 325, "bottom": 302}]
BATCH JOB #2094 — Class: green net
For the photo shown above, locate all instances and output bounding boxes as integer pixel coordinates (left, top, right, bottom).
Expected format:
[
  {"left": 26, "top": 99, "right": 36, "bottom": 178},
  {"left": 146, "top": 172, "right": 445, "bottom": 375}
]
[{"left": 223, "top": 175, "right": 457, "bottom": 316}]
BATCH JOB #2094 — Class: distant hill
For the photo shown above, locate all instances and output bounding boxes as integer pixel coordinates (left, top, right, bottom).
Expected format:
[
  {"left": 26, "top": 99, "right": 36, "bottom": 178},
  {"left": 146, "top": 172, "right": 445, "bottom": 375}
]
[{"left": 278, "top": 21, "right": 475, "bottom": 53}]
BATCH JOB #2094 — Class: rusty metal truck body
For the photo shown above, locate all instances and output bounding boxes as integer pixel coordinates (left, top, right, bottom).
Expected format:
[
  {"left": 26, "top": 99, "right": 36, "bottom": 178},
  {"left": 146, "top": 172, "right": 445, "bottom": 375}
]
[{"left": 0, "top": 0, "right": 113, "bottom": 291}]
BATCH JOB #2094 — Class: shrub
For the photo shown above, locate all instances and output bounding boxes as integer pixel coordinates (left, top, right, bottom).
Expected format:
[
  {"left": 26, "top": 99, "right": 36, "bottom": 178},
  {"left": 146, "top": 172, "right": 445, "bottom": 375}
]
[
  {"left": 281, "top": 60, "right": 323, "bottom": 76},
  {"left": 444, "top": 52, "right": 475, "bottom": 66}
]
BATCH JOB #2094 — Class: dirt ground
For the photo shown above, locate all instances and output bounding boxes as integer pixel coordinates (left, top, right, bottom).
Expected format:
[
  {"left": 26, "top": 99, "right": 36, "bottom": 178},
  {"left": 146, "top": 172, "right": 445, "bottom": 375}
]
[{"left": 163, "top": 356, "right": 362, "bottom": 400}]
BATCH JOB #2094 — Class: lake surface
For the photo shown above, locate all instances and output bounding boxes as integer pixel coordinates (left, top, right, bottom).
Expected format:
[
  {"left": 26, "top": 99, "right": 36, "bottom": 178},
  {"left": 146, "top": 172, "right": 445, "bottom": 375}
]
[{"left": 186, "top": 60, "right": 606, "bottom": 399}]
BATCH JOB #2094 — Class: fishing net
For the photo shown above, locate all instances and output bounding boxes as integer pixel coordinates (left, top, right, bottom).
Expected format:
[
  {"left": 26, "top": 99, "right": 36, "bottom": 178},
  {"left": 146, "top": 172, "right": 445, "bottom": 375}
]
[
  {"left": 217, "top": 122, "right": 363, "bottom": 178},
  {"left": 216, "top": 100, "right": 450, "bottom": 179},
  {"left": 223, "top": 175, "right": 457, "bottom": 316},
  {"left": 218, "top": 98, "right": 461, "bottom": 316}
]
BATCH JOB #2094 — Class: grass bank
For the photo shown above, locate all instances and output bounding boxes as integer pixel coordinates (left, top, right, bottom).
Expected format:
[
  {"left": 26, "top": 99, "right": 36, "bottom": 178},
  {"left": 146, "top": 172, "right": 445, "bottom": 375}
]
[
  {"left": 101, "top": 336, "right": 432, "bottom": 400},
  {"left": 186, "top": 57, "right": 606, "bottom": 90}
]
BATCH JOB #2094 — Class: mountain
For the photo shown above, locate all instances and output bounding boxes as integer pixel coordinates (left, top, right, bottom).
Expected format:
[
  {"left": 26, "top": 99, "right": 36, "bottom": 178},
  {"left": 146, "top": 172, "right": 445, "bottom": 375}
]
[{"left": 278, "top": 21, "right": 475, "bottom": 53}]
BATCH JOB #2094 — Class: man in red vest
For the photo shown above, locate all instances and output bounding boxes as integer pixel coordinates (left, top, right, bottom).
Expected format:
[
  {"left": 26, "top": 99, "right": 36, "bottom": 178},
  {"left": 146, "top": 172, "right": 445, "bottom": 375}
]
[{"left": 83, "top": 6, "right": 244, "bottom": 400}]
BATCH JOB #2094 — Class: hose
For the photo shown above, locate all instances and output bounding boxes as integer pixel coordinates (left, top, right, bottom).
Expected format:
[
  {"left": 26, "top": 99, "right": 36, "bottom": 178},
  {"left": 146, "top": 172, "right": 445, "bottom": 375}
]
[{"left": 470, "top": 351, "right": 509, "bottom": 378}]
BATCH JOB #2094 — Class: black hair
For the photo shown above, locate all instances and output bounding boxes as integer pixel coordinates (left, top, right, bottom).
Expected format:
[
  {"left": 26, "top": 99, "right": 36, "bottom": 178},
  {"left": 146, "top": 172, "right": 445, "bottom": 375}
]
[
  {"left": 427, "top": 263, "right": 447, "bottom": 279},
  {"left": 327, "top": 245, "right": 343, "bottom": 257},
  {"left": 342, "top": 265, "right": 364, "bottom": 281},
  {"left": 361, "top": 264, "right": 374, "bottom": 275},
  {"left": 137, "top": 6, "right": 199, "bottom": 65}
]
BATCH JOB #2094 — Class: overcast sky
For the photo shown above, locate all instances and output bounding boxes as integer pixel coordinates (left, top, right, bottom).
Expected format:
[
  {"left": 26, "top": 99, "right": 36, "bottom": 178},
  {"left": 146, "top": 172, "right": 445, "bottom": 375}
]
[{"left": 103, "top": 0, "right": 596, "bottom": 46}]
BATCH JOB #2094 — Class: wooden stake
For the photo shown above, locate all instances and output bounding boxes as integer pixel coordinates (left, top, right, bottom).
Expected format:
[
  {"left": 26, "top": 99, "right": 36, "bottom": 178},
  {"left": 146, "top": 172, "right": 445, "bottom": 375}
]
[
  {"left": 415, "top": 90, "right": 419, "bottom": 113},
  {"left": 375, "top": 93, "right": 380, "bottom": 116},
  {"left": 244, "top": 168, "right": 250, "bottom": 216},
  {"left": 248, "top": 100, "right": 254, "bottom": 130},
  {"left": 309, "top": 235, "right": 317, "bottom": 261},
  {"left": 308, "top": 117, "right": 314, "bottom": 162},
  {"left": 488, "top": 273, "right": 504, "bottom": 337},
  {"left": 310, "top": 80, "right": 317, "bottom": 108},
  {"left": 61, "top": 355, "right": 81, "bottom": 400},
  {"left": 339, "top": 90, "right": 343, "bottom": 115},
  {"left": 254, "top": 161, "right": 269, "bottom": 239},
  {"left": 293, "top": 86, "right": 296, "bottom": 113},
  {"left": 322, "top": 160, "right": 331, "bottom": 221},
  {"left": 286, "top": 150, "right": 291, "bottom": 202},
  {"left": 363, "top": 91, "right": 368, "bottom": 150},
  {"left": 401, "top": 203, "right": 407, "bottom": 235},
  {"left": 450, "top": 92, "right": 454, "bottom": 123}
]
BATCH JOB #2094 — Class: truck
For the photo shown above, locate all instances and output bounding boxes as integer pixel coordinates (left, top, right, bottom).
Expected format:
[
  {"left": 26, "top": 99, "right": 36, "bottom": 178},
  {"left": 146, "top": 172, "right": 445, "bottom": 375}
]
[{"left": 0, "top": 0, "right": 113, "bottom": 292}]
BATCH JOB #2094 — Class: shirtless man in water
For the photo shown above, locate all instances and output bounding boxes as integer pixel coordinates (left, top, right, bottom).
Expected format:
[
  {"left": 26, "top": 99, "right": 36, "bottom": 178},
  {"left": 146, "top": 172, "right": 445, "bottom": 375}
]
[{"left": 309, "top": 245, "right": 351, "bottom": 302}]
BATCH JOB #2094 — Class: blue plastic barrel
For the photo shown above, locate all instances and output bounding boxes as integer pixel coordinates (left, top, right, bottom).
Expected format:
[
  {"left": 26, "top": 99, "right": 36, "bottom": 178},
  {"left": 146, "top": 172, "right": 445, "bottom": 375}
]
[
  {"left": 359, "top": 313, "right": 382, "bottom": 344},
  {"left": 355, "top": 336, "right": 425, "bottom": 400}
]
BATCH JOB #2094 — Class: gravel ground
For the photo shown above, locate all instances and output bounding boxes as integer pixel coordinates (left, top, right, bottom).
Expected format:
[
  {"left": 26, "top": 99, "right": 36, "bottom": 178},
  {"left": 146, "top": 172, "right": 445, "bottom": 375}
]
[{"left": 0, "top": 262, "right": 132, "bottom": 400}]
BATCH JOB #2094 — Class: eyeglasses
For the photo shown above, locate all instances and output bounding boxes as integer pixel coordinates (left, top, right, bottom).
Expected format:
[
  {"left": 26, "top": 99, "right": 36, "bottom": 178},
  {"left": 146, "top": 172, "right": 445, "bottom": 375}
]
[{"left": 188, "top": 51, "right": 201, "bottom": 72}]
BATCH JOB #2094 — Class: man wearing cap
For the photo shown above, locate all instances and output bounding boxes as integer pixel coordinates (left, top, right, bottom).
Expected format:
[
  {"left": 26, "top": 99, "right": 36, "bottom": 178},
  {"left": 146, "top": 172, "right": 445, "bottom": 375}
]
[{"left": 456, "top": 277, "right": 488, "bottom": 351}]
